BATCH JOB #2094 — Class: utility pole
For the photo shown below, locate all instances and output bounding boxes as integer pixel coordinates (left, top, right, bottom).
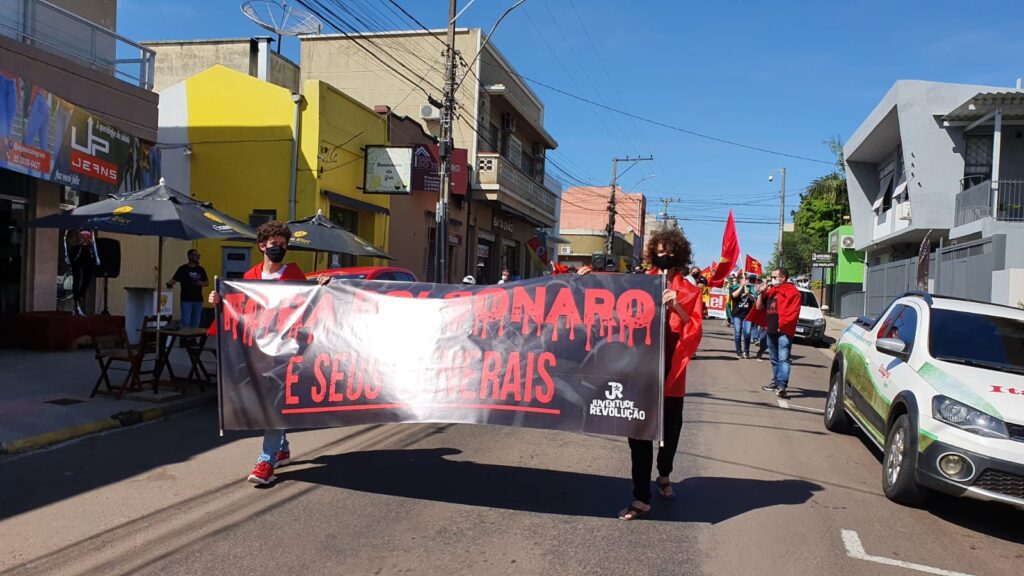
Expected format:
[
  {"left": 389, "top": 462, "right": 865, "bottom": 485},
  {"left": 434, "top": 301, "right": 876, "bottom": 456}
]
[
  {"left": 605, "top": 156, "right": 652, "bottom": 269},
  {"left": 434, "top": 0, "right": 458, "bottom": 283},
  {"left": 659, "top": 198, "right": 674, "bottom": 229},
  {"left": 769, "top": 167, "right": 786, "bottom": 268}
]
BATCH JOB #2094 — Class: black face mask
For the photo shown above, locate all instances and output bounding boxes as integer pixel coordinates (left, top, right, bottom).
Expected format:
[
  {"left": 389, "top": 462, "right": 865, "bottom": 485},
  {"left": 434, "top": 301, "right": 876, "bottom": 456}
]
[
  {"left": 265, "top": 244, "right": 287, "bottom": 264},
  {"left": 653, "top": 255, "right": 673, "bottom": 270}
]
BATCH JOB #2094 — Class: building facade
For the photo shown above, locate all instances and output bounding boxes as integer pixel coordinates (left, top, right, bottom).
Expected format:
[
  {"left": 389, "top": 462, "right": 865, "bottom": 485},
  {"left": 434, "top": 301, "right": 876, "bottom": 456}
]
[
  {"left": 1, "top": 0, "right": 160, "bottom": 339},
  {"left": 845, "top": 80, "right": 1024, "bottom": 314},
  {"left": 557, "top": 186, "right": 646, "bottom": 271},
  {"left": 300, "top": 29, "right": 561, "bottom": 283}
]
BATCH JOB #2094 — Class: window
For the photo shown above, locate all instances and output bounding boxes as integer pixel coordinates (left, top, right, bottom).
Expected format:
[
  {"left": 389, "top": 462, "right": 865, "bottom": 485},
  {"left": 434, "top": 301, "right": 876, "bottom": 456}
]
[
  {"left": 374, "top": 272, "right": 395, "bottom": 281},
  {"left": 929, "top": 309, "right": 1024, "bottom": 374},
  {"left": 800, "top": 291, "right": 819, "bottom": 308},
  {"left": 394, "top": 272, "right": 416, "bottom": 282},
  {"left": 964, "top": 135, "right": 993, "bottom": 185},
  {"left": 882, "top": 306, "right": 919, "bottom": 352},
  {"left": 875, "top": 305, "right": 904, "bottom": 340}
]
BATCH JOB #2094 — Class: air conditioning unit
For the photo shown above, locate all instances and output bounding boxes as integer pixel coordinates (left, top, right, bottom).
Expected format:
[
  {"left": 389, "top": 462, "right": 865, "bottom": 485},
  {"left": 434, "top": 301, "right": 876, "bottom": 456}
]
[
  {"left": 558, "top": 246, "right": 571, "bottom": 255},
  {"left": 419, "top": 104, "right": 441, "bottom": 121},
  {"left": 501, "top": 112, "right": 516, "bottom": 133},
  {"left": 840, "top": 235, "right": 855, "bottom": 249},
  {"left": 898, "top": 202, "right": 912, "bottom": 220}
]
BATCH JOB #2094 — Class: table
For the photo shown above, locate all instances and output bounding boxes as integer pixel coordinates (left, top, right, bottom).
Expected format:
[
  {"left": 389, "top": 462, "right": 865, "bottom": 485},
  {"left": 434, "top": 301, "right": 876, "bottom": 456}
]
[{"left": 143, "top": 327, "right": 213, "bottom": 394}]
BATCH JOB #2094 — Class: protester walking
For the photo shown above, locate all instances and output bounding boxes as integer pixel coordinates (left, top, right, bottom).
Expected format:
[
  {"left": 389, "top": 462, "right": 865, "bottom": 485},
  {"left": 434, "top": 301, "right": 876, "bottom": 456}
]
[
  {"left": 208, "top": 221, "right": 329, "bottom": 486},
  {"left": 748, "top": 275, "right": 767, "bottom": 360},
  {"left": 729, "top": 274, "right": 756, "bottom": 358},
  {"left": 747, "top": 268, "right": 801, "bottom": 398},
  {"left": 166, "top": 249, "right": 208, "bottom": 328},
  {"left": 616, "top": 228, "right": 703, "bottom": 520}
]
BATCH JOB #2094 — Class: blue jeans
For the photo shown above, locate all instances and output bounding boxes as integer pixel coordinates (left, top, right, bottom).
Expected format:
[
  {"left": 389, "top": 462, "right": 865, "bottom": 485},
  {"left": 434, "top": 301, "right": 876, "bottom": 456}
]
[
  {"left": 751, "top": 324, "right": 766, "bottom": 355},
  {"left": 258, "top": 430, "right": 289, "bottom": 464},
  {"left": 732, "top": 316, "right": 751, "bottom": 355},
  {"left": 767, "top": 333, "right": 792, "bottom": 389},
  {"left": 180, "top": 301, "right": 203, "bottom": 328}
]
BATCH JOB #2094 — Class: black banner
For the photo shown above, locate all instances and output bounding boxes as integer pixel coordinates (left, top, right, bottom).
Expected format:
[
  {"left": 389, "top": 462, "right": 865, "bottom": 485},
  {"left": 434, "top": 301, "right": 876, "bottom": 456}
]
[{"left": 217, "top": 275, "right": 665, "bottom": 440}]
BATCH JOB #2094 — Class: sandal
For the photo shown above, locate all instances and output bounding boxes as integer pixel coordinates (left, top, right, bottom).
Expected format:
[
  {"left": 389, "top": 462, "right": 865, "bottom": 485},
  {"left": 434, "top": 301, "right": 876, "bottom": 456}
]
[
  {"left": 618, "top": 503, "right": 650, "bottom": 521},
  {"left": 656, "top": 478, "right": 675, "bottom": 500}
]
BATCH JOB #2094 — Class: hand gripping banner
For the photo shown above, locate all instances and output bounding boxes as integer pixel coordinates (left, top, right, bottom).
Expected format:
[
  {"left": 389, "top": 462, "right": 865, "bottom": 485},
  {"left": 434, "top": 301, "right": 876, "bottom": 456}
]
[{"left": 216, "top": 274, "right": 665, "bottom": 440}]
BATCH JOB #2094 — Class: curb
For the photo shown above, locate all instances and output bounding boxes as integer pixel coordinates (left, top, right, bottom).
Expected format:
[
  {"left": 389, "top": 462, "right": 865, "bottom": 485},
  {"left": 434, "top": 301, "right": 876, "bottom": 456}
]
[{"left": 0, "top": 393, "right": 216, "bottom": 457}]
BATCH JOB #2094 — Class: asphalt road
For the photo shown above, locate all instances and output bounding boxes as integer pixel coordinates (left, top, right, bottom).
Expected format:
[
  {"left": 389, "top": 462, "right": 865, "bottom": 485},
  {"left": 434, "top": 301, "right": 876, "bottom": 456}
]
[{"left": 1, "top": 325, "right": 1021, "bottom": 576}]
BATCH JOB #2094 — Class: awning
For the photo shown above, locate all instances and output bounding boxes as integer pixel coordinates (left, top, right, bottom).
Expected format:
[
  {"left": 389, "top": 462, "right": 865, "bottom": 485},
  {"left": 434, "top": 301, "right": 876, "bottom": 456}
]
[
  {"left": 872, "top": 172, "right": 893, "bottom": 211},
  {"left": 322, "top": 191, "right": 390, "bottom": 215},
  {"left": 943, "top": 91, "right": 1024, "bottom": 123}
]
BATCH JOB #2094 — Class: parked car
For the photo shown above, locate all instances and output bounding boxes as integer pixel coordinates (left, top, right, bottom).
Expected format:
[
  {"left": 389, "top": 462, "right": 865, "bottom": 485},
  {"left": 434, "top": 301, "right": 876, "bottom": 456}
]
[
  {"left": 305, "top": 266, "right": 418, "bottom": 282},
  {"left": 825, "top": 291, "right": 1024, "bottom": 509},
  {"left": 795, "top": 287, "right": 828, "bottom": 346}
]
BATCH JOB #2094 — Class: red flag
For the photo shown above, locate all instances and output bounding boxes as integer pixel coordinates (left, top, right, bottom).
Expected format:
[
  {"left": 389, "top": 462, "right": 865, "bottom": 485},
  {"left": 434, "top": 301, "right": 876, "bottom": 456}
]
[
  {"left": 526, "top": 236, "right": 549, "bottom": 267},
  {"left": 745, "top": 254, "right": 764, "bottom": 276},
  {"left": 551, "top": 261, "right": 569, "bottom": 275},
  {"left": 710, "top": 210, "right": 740, "bottom": 285}
]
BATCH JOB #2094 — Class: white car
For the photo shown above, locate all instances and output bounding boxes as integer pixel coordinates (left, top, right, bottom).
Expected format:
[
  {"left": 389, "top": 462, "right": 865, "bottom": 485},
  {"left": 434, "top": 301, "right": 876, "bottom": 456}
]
[
  {"left": 795, "top": 287, "right": 827, "bottom": 346},
  {"left": 825, "top": 292, "right": 1024, "bottom": 509}
]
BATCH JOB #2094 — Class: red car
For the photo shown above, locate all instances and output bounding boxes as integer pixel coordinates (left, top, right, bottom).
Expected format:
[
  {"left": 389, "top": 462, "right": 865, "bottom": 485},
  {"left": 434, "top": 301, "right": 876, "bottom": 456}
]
[{"left": 305, "top": 266, "right": 419, "bottom": 282}]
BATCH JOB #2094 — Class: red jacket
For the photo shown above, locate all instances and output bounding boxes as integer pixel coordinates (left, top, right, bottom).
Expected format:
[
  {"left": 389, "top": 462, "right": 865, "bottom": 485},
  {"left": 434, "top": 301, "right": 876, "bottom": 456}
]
[
  {"left": 208, "top": 262, "right": 307, "bottom": 335},
  {"left": 651, "top": 270, "right": 703, "bottom": 397},
  {"left": 747, "top": 282, "right": 801, "bottom": 338}
]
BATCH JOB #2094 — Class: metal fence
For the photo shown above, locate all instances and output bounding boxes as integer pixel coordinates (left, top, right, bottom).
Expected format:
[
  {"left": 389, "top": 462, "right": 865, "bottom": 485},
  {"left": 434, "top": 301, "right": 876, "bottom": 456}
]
[
  {"left": 838, "top": 291, "right": 865, "bottom": 319},
  {"left": 0, "top": 0, "right": 155, "bottom": 89},
  {"left": 954, "top": 179, "right": 1024, "bottom": 226}
]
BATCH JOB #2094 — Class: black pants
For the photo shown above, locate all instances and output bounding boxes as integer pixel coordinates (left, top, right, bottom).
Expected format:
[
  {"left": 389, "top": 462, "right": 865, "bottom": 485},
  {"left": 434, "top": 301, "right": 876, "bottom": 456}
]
[
  {"left": 71, "top": 258, "right": 94, "bottom": 304},
  {"left": 628, "top": 396, "right": 685, "bottom": 505}
]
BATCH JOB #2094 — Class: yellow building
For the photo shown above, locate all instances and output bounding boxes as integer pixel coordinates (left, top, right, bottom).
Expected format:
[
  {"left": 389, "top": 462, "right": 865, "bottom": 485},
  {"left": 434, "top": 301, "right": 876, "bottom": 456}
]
[{"left": 157, "top": 65, "right": 389, "bottom": 287}]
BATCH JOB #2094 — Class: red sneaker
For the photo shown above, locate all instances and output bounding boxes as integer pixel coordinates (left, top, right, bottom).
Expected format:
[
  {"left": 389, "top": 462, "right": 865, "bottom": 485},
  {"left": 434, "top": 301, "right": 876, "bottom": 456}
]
[
  {"left": 247, "top": 461, "right": 276, "bottom": 485},
  {"left": 274, "top": 451, "right": 291, "bottom": 468}
]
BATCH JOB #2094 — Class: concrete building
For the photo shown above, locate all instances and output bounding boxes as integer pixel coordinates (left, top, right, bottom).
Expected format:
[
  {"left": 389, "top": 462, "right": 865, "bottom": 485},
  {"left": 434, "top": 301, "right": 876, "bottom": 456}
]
[
  {"left": 557, "top": 186, "right": 646, "bottom": 271},
  {"left": 1, "top": 0, "right": 160, "bottom": 347},
  {"left": 143, "top": 37, "right": 300, "bottom": 93},
  {"left": 300, "top": 29, "right": 560, "bottom": 283},
  {"left": 845, "top": 80, "right": 1024, "bottom": 314}
]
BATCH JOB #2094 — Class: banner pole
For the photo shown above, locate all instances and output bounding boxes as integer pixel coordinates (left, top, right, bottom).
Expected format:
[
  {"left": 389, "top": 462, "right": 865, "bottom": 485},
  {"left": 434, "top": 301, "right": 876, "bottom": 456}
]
[
  {"left": 659, "top": 269, "right": 666, "bottom": 447},
  {"left": 214, "top": 275, "right": 224, "bottom": 437}
]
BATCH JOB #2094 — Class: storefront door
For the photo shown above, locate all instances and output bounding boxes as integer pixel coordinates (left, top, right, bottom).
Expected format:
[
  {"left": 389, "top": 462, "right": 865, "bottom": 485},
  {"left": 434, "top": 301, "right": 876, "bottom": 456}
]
[{"left": 0, "top": 195, "right": 27, "bottom": 316}]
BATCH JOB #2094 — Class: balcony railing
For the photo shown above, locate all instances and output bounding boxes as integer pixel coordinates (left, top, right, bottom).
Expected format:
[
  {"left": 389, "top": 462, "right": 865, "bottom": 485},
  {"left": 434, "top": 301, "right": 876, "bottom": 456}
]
[
  {"left": 0, "top": 0, "right": 155, "bottom": 90},
  {"left": 477, "top": 152, "right": 558, "bottom": 226},
  {"left": 954, "top": 179, "right": 1024, "bottom": 227}
]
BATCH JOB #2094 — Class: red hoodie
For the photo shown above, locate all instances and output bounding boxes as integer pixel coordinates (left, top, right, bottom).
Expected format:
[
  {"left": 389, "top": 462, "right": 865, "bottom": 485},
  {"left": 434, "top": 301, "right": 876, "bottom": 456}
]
[
  {"left": 207, "top": 262, "right": 308, "bottom": 335},
  {"left": 746, "top": 282, "right": 801, "bottom": 338},
  {"left": 650, "top": 270, "right": 704, "bottom": 397}
]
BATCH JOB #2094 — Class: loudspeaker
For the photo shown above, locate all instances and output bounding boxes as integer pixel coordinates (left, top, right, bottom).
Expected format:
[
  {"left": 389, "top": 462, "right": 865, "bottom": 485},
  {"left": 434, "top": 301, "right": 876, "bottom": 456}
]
[
  {"left": 592, "top": 253, "right": 612, "bottom": 271},
  {"left": 95, "top": 238, "right": 121, "bottom": 278}
]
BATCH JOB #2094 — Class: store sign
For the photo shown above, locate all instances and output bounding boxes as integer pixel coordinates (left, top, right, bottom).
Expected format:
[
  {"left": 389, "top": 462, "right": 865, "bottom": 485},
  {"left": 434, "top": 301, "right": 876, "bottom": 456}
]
[
  {"left": 410, "top": 144, "right": 468, "bottom": 196},
  {"left": 363, "top": 146, "right": 413, "bottom": 194},
  {"left": 492, "top": 215, "right": 514, "bottom": 234},
  {"left": 811, "top": 252, "right": 837, "bottom": 268},
  {"left": 0, "top": 68, "right": 160, "bottom": 195}
]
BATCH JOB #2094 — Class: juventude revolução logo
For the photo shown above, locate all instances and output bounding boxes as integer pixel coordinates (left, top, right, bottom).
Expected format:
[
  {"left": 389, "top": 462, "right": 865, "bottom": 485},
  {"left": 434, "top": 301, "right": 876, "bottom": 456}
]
[{"left": 590, "top": 381, "right": 645, "bottom": 421}]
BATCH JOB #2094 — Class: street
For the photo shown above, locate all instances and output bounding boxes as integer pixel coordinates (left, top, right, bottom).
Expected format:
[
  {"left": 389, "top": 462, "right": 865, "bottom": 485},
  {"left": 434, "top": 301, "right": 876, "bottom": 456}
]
[{"left": 1, "top": 325, "right": 1021, "bottom": 576}]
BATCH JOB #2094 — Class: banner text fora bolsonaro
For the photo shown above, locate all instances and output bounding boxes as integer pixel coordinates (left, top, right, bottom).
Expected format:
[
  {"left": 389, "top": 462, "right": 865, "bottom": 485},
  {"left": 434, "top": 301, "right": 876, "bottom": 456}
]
[{"left": 216, "top": 274, "right": 666, "bottom": 440}]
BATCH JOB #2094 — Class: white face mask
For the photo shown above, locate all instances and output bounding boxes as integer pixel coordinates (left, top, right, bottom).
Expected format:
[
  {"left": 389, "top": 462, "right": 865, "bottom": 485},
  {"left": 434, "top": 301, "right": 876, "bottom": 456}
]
[{"left": 771, "top": 278, "right": 781, "bottom": 287}]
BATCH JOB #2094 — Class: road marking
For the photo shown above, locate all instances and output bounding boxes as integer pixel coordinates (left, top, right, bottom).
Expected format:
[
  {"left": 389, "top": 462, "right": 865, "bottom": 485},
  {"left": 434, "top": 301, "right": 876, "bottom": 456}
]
[
  {"left": 776, "top": 399, "right": 825, "bottom": 414},
  {"left": 841, "top": 530, "right": 975, "bottom": 576}
]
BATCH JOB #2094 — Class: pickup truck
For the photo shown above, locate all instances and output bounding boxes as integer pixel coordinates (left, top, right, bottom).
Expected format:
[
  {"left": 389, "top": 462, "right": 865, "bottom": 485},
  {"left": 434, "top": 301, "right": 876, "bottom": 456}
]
[{"left": 824, "top": 292, "right": 1024, "bottom": 509}]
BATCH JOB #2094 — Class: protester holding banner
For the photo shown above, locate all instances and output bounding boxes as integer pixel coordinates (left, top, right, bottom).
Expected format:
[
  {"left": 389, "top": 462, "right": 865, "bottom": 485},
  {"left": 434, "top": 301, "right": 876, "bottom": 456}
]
[
  {"left": 209, "top": 220, "right": 329, "bottom": 485},
  {"left": 618, "top": 228, "right": 703, "bottom": 521}
]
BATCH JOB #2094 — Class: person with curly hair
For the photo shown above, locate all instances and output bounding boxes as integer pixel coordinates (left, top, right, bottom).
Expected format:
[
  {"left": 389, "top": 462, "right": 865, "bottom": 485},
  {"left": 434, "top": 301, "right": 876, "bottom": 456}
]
[
  {"left": 209, "top": 220, "right": 329, "bottom": 485},
  {"left": 618, "top": 228, "right": 704, "bottom": 520}
]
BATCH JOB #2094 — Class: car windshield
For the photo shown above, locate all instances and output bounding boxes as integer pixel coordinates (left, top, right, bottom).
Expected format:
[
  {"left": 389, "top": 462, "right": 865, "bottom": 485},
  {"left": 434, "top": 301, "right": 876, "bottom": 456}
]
[
  {"left": 800, "top": 291, "right": 819, "bottom": 308},
  {"left": 329, "top": 273, "right": 368, "bottom": 280},
  {"left": 929, "top": 309, "right": 1024, "bottom": 373}
]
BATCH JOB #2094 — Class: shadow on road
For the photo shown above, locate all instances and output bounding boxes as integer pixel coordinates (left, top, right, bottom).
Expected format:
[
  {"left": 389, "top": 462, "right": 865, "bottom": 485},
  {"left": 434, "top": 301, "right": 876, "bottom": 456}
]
[{"left": 279, "top": 447, "right": 823, "bottom": 523}]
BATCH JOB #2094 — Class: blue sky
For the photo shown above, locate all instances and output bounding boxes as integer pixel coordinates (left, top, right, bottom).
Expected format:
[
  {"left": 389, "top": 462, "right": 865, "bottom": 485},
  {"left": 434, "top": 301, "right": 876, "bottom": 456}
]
[{"left": 119, "top": 0, "right": 1024, "bottom": 267}]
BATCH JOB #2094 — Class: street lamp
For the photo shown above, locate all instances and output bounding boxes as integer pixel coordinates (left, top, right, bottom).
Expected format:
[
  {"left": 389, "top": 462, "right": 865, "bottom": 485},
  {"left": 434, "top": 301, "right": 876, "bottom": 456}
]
[{"left": 768, "top": 168, "right": 786, "bottom": 269}]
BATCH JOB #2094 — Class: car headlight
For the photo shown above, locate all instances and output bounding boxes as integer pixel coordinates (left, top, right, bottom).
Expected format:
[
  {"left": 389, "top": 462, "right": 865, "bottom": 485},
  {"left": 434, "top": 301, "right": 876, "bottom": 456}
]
[
  {"left": 812, "top": 318, "right": 826, "bottom": 326},
  {"left": 932, "top": 396, "right": 1009, "bottom": 439}
]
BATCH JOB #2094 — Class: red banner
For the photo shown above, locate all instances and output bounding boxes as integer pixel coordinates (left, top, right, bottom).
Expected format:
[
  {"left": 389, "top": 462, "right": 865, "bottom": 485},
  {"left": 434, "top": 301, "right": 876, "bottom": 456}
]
[
  {"left": 745, "top": 255, "right": 764, "bottom": 276},
  {"left": 710, "top": 210, "right": 740, "bottom": 285}
]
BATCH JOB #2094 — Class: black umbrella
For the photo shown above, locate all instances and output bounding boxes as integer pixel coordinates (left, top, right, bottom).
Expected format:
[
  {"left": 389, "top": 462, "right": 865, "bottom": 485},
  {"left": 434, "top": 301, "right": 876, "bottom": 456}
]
[
  {"left": 284, "top": 210, "right": 390, "bottom": 263},
  {"left": 30, "top": 178, "right": 256, "bottom": 332}
]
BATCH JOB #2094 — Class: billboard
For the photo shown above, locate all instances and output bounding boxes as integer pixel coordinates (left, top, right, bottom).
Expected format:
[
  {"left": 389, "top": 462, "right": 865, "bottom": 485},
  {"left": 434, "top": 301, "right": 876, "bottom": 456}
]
[{"left": 363, "top": 146, "right": 413, "bottom": 194}]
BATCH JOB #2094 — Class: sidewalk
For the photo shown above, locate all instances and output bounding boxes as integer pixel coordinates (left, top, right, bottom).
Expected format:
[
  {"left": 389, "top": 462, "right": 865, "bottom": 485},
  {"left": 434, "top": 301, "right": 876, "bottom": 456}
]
[
  {"left": 0, "top": 348, "right": 217, "bottom": 456},
  {"left": 818, "top": 316, "right": 852, "bottom": 361}
]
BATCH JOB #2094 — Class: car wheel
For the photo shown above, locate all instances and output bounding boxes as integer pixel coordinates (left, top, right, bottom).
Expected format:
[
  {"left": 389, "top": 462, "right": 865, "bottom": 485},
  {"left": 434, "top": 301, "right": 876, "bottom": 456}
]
[
  {"left": 824, "top": 369, "right": 852, "bottom": 433},
  {"left": 882, "top": 414, "right": 928, "bottom": 506}
]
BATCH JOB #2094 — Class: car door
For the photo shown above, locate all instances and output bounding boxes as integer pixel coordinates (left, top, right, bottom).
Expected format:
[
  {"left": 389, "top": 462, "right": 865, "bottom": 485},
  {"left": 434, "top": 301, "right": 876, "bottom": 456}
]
[
  {"left": 844, "top": 304, "right": 904, "bottom": 440},
  {"left": 865, "top": 303, "right": 922, "bottom": 432}
]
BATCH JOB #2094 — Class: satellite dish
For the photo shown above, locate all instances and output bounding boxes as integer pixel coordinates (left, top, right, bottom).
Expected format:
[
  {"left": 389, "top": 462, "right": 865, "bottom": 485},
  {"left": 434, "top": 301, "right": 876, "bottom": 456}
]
[{"left": 241, "top": 1, "right": 322, "bottom": 52}]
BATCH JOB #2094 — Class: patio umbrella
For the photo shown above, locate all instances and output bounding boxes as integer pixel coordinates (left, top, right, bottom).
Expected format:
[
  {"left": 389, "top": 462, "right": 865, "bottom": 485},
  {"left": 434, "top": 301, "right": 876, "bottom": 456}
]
[
  {"left": 284, "top": 210, "right": 390, "bottom": 258},
  {"left": 30, "top": 178, "right": 257, "bottom": 338}
]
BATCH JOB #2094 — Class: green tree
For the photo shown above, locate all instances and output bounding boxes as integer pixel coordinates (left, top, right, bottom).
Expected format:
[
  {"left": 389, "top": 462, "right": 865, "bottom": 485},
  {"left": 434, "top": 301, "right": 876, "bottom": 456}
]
[{"left": 778, "top": 136, "right": 850, "bottom": 275}]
